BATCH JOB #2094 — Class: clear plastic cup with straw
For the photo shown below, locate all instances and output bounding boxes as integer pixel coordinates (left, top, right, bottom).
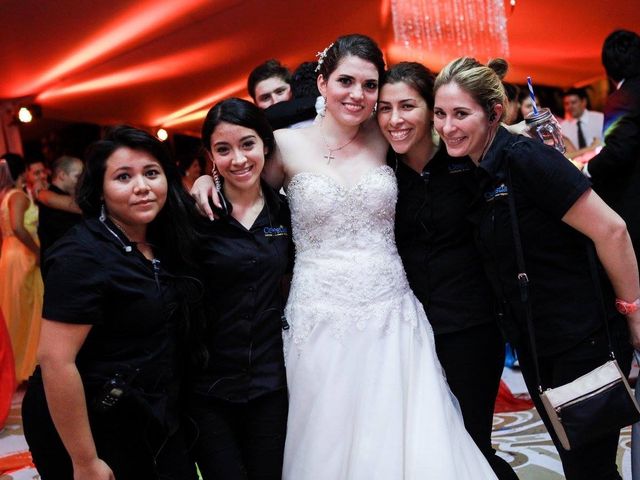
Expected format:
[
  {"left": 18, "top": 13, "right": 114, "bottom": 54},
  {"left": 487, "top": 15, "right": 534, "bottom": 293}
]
[{"left": 524, "top": 77, "right": 566, "bottom": 154}]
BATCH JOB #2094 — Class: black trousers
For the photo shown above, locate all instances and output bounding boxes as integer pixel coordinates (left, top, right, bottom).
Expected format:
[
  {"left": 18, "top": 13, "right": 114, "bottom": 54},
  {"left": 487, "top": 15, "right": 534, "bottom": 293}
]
[
  {"left": 189, "top": 388, "right": 288, "bottom": 480},
  {"left": 22, "top": 378, "right": 197, "bottom": 480},
  {"left": 435, "top": 321, "right": 519, "bottom": 480},
  {"left": 516, "top": 320, "right": 633, "bottom": 480}
]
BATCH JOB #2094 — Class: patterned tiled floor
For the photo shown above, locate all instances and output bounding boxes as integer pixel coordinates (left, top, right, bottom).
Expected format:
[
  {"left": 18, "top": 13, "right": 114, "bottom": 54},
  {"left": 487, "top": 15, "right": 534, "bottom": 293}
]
[
  {"left": 0, "top": 388, "right": 633, "bottom": 479},
  {"left": 492, "top": 408, "right": 632, "bottom": 479}
]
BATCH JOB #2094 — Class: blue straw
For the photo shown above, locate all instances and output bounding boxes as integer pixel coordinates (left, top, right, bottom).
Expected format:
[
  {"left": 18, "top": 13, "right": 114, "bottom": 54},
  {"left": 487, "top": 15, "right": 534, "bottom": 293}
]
[{"left": 526, "top": 77, "right": 539, "bottom": 115}]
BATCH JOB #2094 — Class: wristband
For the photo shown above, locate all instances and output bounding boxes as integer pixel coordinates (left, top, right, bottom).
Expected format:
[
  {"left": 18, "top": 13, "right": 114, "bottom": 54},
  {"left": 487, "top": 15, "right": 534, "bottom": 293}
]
[{"left": 615, "top": 297, "right": 640, "bottom": 315}]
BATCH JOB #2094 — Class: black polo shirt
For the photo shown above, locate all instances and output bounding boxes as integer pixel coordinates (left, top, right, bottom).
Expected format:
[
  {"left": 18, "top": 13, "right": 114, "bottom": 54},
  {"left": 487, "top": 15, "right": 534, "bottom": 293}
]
[
  {"left": 41, "top": 217, "right": 184, "bottom": 428},
  {"left": 470, "top": 127, "right": 621, "bottom": 356},
  {"left": 193, "top": 183, "right": 293, "bottom": 403},
  {"left": 37, "top": 184, "right": 82, "bottom": 262},
  {"left": 393, "top": 147, "right": 496, "bottom": 335}
]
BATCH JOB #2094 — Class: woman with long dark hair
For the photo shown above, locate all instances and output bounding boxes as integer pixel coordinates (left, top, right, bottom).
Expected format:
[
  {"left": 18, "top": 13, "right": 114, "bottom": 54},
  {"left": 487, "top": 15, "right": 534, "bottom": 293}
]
[
  {"left": 190, "top": 98, "right": 292, "bottom": 480},
  {"left": 22, "top": 126, "right": 199, "bottom": 480}
]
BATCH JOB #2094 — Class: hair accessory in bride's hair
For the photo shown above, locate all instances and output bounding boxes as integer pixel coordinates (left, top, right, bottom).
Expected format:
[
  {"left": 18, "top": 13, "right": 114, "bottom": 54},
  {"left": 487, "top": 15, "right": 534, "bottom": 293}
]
[{"left": 315, "top": 43, "right": 334, "bottom": 72}]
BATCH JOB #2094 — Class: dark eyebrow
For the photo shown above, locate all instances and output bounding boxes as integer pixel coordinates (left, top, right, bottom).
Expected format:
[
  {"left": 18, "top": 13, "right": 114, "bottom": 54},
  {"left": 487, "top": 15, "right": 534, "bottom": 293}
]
[{"left": 213, "top": 135, "right": 256, "bottom": 148}]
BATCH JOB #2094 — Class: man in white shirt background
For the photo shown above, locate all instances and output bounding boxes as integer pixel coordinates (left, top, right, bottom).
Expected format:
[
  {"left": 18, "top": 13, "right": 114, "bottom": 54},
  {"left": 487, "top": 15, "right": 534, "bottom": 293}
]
[{"left": 561, "top": 87, "right": 604, "bottom": 160}]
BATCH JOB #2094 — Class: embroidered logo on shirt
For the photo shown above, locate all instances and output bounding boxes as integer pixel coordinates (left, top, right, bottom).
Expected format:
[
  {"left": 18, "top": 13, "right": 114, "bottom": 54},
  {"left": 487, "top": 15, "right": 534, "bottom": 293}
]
[
  {"left": 484, "top": 183, "right": 509, "bottom": 202},
  {"left": 264, "top": 226, "right": 289, "bottom": 237}
]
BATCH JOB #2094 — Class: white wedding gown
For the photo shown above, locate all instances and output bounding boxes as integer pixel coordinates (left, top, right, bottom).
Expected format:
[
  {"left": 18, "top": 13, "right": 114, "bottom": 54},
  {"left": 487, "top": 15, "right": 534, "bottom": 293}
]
[{"left": 282, "top": 165, "right": 498, "bottom": 479}]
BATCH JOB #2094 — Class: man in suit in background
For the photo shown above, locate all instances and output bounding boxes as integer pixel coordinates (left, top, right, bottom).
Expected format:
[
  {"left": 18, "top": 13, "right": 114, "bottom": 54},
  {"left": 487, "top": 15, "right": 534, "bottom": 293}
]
[
  {"left": 585, "top": 29, "right": 640, "bottom": 263},
  {"left": 584, "top": 29, "right": 640, "bottom": 480}
]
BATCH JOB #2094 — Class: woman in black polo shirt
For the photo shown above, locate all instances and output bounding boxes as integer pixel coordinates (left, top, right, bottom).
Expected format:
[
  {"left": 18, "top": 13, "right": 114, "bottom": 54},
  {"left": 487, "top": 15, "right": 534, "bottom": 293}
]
[
  {"left": 22, "top": 126, "right": 200, "bottom": 480},
  {"left": 189, "top": 98, "right": 292, "bottom": 479},
  {"left": 433, "top": 57, "right": 640, "bottom": 480},
  {"left": 376, "top": 62, "right": 517, "bottom": 480}
]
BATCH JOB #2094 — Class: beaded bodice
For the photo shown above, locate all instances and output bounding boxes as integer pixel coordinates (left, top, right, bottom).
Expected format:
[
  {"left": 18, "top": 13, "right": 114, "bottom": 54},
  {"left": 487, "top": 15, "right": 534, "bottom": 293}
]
[
  {"left": 284, "top": 165, "right": 413, "bottom": 351},
  {"left": 286, "top": 165, "right": 397, "bottom": 255}
]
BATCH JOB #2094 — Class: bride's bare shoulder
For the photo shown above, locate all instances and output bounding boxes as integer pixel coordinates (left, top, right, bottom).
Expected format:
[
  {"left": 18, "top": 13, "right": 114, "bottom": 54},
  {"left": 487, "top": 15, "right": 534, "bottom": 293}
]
[
  {"left": 274, "top": 126, "right": 315, "bottom": 147},
  {"left": 274, "top": 126, "right": 317, "bottom": 163}
]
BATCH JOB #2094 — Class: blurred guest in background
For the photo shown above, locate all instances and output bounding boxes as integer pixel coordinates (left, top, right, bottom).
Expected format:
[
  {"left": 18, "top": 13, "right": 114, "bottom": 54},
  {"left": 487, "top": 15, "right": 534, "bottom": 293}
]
[
  {"left": 247, "top": 59, "right": 292, "bottom": 110},
  {"left": 0, "top": 153, "right": 43, "bottom": 383},
  {"left": 37, "top": 155, "right": 83, "bottom": 263}
]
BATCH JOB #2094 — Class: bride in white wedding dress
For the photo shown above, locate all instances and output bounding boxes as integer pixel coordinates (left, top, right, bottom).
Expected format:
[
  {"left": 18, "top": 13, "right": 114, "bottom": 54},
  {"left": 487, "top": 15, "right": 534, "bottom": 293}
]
[
  {"left": 271, "top": 35, "right": 497, "bottom": 480},
  {"left": 193, "top": 34, "right": 498, "bottom": 480}
]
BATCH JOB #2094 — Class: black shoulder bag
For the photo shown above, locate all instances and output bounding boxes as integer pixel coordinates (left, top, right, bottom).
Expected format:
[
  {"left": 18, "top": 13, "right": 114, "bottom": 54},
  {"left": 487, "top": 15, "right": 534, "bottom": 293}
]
[{"left": 505, "top": 164, "right": 640, "bottom": 451}]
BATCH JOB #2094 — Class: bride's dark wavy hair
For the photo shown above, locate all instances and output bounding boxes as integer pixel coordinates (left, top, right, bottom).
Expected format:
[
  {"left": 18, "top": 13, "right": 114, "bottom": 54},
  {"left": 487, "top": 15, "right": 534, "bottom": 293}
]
[{"left": 317, "top": 34, "right": 386, "bottom": 83}]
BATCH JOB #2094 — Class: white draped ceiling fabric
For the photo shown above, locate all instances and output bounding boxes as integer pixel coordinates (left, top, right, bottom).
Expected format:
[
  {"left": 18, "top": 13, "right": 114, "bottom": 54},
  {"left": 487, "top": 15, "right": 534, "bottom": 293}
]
[{"left": 390, "top": 0, "right": 510, "bottom": 62}]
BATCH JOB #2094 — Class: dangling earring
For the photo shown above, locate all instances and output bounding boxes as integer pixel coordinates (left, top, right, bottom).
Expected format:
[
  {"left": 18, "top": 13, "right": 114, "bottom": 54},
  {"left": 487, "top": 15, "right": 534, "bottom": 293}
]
[
  {"left": 372, "top": 102, "right": 378, "bottom": 114},
  {"left": 211, "top": 162, "right": 230, "bottom": 216},
  {"left": 212, "top": 163, "right": 223, "bottom": 192},
  {"left": 100, "top": 202, "right": 107, "bottom": 221}
]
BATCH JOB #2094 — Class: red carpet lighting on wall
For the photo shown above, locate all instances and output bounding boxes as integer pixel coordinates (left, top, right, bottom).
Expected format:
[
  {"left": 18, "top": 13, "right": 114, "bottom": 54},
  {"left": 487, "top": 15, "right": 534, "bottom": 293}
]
[{"left": 390, "top": 0, "right": 510, "bottom": 62}]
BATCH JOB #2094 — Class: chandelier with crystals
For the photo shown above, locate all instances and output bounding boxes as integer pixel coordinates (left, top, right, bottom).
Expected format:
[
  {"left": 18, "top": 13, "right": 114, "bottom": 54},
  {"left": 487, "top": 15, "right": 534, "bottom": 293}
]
[{"left": 390, "top": 0, "right": 510, "bottom": 62}]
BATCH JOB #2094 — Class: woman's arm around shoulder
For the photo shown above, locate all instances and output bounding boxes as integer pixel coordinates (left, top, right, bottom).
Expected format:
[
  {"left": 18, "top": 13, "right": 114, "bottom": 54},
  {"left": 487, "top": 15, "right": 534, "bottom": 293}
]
[
  {"left": 562, "top": 188, "right": 640, "bottom": 348},
  {"left": 37, "top": 189, "right": 82, "bottom": 214},
  {"left": 263, "top": 129, "right": 289, "bottom": 189},
  {"left": 38, "top": 319, "right": 115, "bottom": 479}
]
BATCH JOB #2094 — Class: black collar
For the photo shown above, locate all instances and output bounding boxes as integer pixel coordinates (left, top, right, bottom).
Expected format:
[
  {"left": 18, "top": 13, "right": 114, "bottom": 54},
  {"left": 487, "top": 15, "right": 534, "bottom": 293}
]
[
  {"left": 477, "top": 126, "right": 515, "bottom": 179},
  {"left": 84, "top": 216, "right": 136, "bottom": 253},
  {"left": 216, "top": 179, "right": 286, "bottom": 229}
]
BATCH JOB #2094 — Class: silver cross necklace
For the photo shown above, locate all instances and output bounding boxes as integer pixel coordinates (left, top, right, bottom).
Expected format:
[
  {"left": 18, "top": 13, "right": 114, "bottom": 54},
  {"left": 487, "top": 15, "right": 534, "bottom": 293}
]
[{"left": 320, "top": 121, "right": 360, "bottom": 164}]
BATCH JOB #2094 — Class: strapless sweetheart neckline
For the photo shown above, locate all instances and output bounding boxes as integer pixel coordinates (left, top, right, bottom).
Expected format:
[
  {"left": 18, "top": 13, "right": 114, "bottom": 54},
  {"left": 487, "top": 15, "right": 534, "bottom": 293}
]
[{"left": 287, "top": 164, "right": 393, "bottom": 192}]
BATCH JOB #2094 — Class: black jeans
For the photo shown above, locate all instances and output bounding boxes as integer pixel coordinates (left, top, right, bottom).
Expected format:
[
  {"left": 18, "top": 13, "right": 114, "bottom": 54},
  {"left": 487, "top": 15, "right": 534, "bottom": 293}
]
[
  {"left": 189, "top": 388, "right": 288, "bottom": 480},
  {"left": 516, "top": 320, "right": 633, "bottom": 480},
  {"left": 22, "top": 377, "right": 196, "bottom": 480},
  {"left": 435, "top": 322, "right": 519, "bottom": 480}
]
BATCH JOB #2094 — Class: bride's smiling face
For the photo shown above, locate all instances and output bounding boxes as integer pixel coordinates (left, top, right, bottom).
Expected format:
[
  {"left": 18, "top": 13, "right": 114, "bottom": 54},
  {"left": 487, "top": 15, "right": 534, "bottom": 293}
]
[{"left": 318, "top": 55, "right": 379, "bottom": 126}]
